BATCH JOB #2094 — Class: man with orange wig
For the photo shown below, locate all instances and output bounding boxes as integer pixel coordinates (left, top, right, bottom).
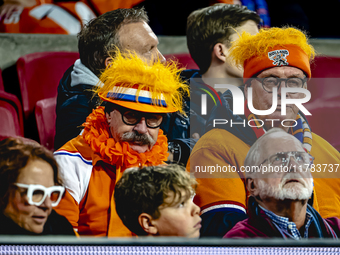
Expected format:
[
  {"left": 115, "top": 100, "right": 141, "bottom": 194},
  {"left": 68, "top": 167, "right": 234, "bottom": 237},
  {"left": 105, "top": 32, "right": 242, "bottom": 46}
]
[
  {"left": 53, "top": 50, "right": 189, "bottom": 237},
  {"left": 188, "top": 27, "right": 340, "bottom": 237}
]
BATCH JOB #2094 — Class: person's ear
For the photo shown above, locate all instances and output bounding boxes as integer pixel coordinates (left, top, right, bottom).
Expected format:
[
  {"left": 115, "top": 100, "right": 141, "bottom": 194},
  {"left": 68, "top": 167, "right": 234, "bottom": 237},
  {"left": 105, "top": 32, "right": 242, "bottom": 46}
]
[
  {"left": 105, "top": 57, "right": 113, "bottom": 68},
  {"left": 212, "top": 43, "right": 228, "bottom": 62},
  {"left": 303, "top": 81, "right": 308, "bottom": 90},
  {"left": 244, "top": 81, "right": 249, "bottom": 99},
  {"left": 138, "top": 213, "right": 158, "bottom": 235},
  {"left": 246, "top": 177, "right": 257, "bottom": 195},
  {"left": 105, "top": 112, "right": 112, "bottom": 124}
]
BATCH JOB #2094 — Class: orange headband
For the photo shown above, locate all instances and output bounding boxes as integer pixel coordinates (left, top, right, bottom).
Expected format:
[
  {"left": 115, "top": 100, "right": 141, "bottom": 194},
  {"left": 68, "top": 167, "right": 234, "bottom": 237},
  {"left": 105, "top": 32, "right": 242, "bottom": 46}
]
[{"left": 243, "top": 45, "right": 311, "bottom": 83}]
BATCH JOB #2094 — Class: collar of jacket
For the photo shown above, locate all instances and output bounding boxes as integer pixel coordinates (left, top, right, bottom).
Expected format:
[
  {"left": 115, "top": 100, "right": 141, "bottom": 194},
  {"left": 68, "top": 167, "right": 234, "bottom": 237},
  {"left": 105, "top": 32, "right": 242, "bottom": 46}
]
[{"left": 248, "top": 196, "right": 334, "bottom": 238}]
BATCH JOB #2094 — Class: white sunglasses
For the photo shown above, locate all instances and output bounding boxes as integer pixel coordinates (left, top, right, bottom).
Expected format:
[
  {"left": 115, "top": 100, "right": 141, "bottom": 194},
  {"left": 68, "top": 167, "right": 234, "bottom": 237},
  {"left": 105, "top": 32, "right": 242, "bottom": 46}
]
[{"left": 14, "top": 183, "right": 65, "bottom": 207}]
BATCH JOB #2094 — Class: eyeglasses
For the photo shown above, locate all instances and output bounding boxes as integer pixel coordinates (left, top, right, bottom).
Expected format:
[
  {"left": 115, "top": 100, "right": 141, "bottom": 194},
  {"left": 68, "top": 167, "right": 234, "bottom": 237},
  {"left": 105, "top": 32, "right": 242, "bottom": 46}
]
[
  {"left": 14, "top": 183, "right": 65, "bottom": 207},
  {"left": 117, "top": 107, "right": 164, "bottom": 129},
  {"left": 260, "top": 151, "right": 314, "bottom": 167},
  {"left": 253, "top": 77, "right": 307, "bottom": 93}
]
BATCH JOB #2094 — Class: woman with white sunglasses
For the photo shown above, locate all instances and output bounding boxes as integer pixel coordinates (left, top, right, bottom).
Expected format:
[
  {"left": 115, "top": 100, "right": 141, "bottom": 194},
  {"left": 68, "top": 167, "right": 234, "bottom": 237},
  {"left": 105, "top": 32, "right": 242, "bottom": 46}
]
[{"left": 0, "top": 137, "right": 75, "bottom": 235}]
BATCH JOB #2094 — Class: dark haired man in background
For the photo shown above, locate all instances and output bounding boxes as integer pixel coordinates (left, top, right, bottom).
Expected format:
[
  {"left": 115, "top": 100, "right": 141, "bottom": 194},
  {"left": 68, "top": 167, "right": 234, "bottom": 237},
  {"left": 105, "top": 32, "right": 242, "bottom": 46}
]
[{"left": 54, "top": 7, "right": 165, "bottom": 150}]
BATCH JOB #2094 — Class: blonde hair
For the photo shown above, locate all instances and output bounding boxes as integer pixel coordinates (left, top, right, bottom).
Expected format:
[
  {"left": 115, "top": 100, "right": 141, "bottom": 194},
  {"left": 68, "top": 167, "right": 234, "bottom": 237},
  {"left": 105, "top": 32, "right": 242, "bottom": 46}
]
[
  {"left": 229, "top": 27, "right": 316, "bottom": 68},
  {"left": 93, "top": 49, "right": 190, "bottom": 114}
]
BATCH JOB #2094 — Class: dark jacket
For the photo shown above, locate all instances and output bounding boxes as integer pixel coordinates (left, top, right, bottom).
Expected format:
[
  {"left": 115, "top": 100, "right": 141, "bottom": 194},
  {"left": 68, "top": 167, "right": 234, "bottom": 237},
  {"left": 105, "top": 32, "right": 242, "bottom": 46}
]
[
  {"left": 54, "top": 65, "right": 98, "bottom": 150},
  {"left": 225, "top": 197, "right": 340, "bottom": 239},
  {"left": 0, "top": 210, "right": 75, "bottom": 235},
  {"left": 181, "top": 69, "right": 223, "bottom": 136},
  {"left": 205, "top": 86, "right": 257, "bottom": 145}
]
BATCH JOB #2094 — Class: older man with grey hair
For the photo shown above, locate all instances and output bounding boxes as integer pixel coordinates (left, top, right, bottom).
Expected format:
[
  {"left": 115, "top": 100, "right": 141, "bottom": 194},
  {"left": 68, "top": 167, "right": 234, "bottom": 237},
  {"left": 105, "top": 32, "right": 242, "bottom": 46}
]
[{"left": 224, "top": 128, "right": 340, "bottom": 239}]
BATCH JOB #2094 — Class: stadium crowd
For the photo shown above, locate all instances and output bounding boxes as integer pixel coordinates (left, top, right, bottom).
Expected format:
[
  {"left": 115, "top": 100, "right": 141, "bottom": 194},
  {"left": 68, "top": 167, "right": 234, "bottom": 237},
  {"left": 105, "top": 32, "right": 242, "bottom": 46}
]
[{"left": 0, "top": 2, "right": 340, "bottom": 240}]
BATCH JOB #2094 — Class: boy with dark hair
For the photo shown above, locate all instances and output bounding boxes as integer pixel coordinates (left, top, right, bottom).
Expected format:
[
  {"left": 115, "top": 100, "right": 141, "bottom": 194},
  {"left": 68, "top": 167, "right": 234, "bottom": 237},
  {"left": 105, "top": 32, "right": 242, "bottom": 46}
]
[
  {"left": 186, "top": 4, "right": 261, "bottom": 78},
  {"left": 114, "top": 165, "right": 201, "bottom": 237},
  {"left": 184, "top": 3, "right": 261, "bottom": 139}
]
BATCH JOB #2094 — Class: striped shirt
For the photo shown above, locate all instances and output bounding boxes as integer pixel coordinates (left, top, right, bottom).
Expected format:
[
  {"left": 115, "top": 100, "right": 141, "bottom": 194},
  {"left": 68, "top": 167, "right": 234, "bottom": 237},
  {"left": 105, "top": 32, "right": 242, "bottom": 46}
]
[{"left": 259, "top": 205, "right": 313, "bottom": 239}]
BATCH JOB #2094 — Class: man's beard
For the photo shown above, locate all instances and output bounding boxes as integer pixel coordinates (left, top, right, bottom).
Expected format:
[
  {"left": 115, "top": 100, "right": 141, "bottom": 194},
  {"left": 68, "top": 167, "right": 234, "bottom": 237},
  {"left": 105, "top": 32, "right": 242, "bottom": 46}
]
[
  {"left": 255, "top": 172, "right": 313, "bottom": 201},
  {"left": 121, "top": 131, "right": 156, "bottom": 148}
]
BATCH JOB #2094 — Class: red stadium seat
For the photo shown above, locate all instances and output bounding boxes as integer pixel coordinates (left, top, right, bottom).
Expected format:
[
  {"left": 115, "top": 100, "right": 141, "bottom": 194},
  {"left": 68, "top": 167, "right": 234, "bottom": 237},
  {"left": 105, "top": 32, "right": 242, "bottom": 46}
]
[
  {"left": 311, "top": 55, "right": 340, "bottom": 78},
  {"left": 35, "top": 97, "right": 57, "bottom": 151},
  {"left": 0, "top": 91, "right": 24, "bottom": 139},
  {"left": 16, "top": 51, "right": 79, "bottom": 121},
  {"left": 164, "top": 53, "right": 199, "bottom": 70},
  {"left": 308, "top": 55, "right": 340, "bottom": 103}
]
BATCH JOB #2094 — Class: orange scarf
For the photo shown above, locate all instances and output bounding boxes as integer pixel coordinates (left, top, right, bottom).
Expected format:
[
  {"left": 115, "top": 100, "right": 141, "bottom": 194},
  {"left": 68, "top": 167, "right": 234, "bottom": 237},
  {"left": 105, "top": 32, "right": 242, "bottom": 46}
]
[
  {"left": 82, "top": 107, "right": 169, "bottom": 169},
  {"left": 82, "top": 107, "right": 169, "bottom": 237}
]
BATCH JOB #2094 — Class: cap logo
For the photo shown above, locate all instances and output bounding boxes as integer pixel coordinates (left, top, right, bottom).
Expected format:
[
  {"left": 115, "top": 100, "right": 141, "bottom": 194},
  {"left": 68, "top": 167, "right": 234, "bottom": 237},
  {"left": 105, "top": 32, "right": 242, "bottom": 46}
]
[{"left": 268, "top": 49, "right": 289, "bottom": 66}]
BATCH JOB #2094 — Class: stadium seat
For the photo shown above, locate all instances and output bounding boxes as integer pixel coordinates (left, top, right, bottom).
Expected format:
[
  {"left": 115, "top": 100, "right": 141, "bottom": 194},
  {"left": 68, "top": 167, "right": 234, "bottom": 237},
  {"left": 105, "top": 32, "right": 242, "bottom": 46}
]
[
  {"left": 0, "top": 91, "right": 24, "bottom": 140},
  {"left": 308, "top": 55, "right": 340, "bottom": 102},
  {"left": 16, "top": 51, "right": 79, "bottom": 121},
  {"left": 35, "top": 97, "right": 57, "bottom": 151},
  {"left": 164, "top": 53, "right": 199, "bottom": 70},
  {"left": 311, "top": 55, "right": 340, "bottom": 78}
]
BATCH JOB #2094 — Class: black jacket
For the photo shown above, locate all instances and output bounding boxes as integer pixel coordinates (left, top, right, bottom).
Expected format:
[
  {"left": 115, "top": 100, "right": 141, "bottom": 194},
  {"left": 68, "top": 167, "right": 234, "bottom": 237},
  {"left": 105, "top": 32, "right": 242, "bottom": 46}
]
[
  {"left": 54, "top": 65, "right": 99, "bottom": 150},
  {"left": 0, "top": 210, "right": 75, "bottom": 235}
]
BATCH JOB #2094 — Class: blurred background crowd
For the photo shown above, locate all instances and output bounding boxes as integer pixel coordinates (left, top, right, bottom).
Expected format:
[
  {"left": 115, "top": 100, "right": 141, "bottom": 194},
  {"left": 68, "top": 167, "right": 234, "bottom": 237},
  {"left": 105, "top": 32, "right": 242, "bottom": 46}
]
[{"left": 1, "top": 0, "right": 340, "bottom": 38}]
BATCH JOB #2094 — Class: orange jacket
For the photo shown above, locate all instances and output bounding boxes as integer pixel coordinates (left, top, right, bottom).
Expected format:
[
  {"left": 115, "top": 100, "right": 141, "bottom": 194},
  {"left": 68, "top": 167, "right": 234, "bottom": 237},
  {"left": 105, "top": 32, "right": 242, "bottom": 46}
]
[
  {"left": 81, "top": 0, "right": 143, "bottom": 15},
  {"left": 53, "top": 107, "right": 169, "bottom": 237},
  {"left": 54, "top": 135, "right": 134, "bottom": 236},
  {"left": 0, "top": 1, "right": 96, "bottom": 34}
]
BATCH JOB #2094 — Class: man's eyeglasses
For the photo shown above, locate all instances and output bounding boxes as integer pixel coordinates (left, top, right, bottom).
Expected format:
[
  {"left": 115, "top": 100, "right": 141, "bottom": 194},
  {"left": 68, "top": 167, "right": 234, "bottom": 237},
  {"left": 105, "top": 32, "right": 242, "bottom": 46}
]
[
  {"left": 14, "top": 183, "right": 65, "bottom": 207},
  {"left": 252, "top": 77, "right": 307, "bottom": 93},
  {"left": 260, "top": 151, "right": 314, "bottom": 167},
  {"left": 116, "top": 107, "right": 165, "bottom": 129}
]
